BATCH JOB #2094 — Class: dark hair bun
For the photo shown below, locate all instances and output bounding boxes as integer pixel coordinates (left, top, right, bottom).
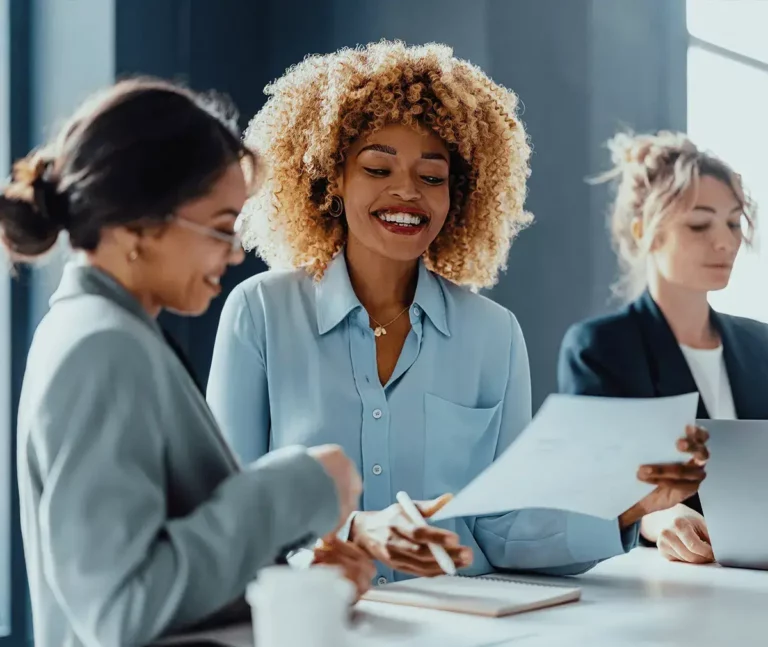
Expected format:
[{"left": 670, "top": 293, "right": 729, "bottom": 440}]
[
  {"left": 1, "top": 77, "right": 254, "bottom": 261},
  {"left": 0, "top": 153, "right": 64, "bottom": 258}
]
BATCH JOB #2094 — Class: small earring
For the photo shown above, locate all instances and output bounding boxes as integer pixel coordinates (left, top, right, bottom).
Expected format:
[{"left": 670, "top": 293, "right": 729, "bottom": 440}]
[
  {"left": 328, "top": 195, "right": 344, "bottom": 218},
  {"left": 127, "top": 249, "right": 139, "bottom": 263}
]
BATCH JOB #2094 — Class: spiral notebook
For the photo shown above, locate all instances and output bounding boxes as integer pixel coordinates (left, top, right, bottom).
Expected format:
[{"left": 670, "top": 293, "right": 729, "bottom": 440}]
[{"left": 362, "top": 575, "right": 581, "bottom": 618}]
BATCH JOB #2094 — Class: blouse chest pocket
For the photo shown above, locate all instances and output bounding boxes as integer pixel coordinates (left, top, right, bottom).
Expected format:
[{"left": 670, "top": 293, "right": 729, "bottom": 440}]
[{"left": 423, "top": 393, "right": 502, "bottom": 498}]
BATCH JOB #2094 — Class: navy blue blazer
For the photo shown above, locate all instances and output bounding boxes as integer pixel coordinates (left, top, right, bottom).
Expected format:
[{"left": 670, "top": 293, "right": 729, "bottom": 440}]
[{"left": 558, "top": 290, "right": 768, "bottom": 515}]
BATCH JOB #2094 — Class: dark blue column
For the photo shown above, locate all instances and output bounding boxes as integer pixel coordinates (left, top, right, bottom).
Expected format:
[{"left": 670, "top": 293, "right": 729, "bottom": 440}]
[
  {"left": 115, "top": 0, "right": 280, "bottom": 385},
  {"left": 4, "top": 1, "right": 117, "bottom": 643},
  {"left": 4, "top": 0, "right": 32, "bottom": 641},
  {"left": 485, "top": 0, "right": 686, "bottom": 408}
]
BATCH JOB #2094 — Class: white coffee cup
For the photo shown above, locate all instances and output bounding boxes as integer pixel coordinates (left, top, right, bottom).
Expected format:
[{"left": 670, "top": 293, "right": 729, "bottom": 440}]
[{"left": 247, "top": 565, "right": 354, "bottom": 647}]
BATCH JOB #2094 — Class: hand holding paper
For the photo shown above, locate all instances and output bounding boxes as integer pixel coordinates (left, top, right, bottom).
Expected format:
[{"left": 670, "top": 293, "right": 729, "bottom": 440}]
[
  {"left": 433, "top": 393, "right": 702, "bottom": 523},
  {"left": 618, "top": 423, "right": 709, "bottom": 528}
]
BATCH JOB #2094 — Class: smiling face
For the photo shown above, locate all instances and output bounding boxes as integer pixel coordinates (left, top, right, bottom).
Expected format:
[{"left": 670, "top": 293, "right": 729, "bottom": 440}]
[
  {"left": 648, "top": 174, "right": 745, "bottom": 293},
  {"left": 338, "top": 123, "right": 451, "bottom": 263},
  {"left": 130, "top": 162, "right": 247, "bottom": 315}
]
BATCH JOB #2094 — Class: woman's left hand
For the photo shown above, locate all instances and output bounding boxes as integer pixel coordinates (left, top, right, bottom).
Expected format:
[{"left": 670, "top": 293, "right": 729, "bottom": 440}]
[
  {"left": 619, "top": 425, "right": 709, "bottom": 529},
  {"left": 311, "top": 536, "right": 377, "bottom": 601}
]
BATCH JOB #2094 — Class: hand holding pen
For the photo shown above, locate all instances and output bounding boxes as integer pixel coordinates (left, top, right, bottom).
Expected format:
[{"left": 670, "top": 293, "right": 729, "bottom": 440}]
[{"left": 349, "top": 492, "right": 473, "bottom": 578}]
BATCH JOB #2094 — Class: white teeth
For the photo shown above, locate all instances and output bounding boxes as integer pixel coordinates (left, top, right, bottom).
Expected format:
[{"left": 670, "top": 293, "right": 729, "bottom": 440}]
[
  {"left": 376, "top": 211, "right": 424, "bottom": 226},
  {"left": 205, "top": 275, "right": 221, "bottom": 286}
]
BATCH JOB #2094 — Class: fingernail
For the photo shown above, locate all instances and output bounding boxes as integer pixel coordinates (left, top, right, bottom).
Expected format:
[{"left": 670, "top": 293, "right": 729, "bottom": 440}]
[{"left": 640, "top": 466, "right": 653, "bottom": 477}]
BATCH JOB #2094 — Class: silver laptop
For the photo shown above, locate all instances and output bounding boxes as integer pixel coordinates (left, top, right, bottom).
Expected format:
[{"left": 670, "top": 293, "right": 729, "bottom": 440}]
[{"left": 698, "top": 419, "right": 768, "bottom": 570}]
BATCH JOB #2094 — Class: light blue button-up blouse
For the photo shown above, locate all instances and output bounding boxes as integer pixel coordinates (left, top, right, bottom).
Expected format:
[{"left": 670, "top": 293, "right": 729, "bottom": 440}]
[{"left": 207, "top": 253, "right": 639, "bottom": 583}]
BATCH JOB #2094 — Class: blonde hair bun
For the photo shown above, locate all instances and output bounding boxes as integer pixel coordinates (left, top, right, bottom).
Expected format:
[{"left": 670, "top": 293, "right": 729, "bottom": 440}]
[
  {"left": 595, "top": 130, "right": 755, "bottom": 300},
  {"left": 605, "top": 131, "right": 698, "bottom": 179}
]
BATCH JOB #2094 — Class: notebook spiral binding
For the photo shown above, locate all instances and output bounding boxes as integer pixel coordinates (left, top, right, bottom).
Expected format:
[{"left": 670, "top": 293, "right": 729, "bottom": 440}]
[{"left": 454, "top": 574, "right": 568, "bottom": 589}]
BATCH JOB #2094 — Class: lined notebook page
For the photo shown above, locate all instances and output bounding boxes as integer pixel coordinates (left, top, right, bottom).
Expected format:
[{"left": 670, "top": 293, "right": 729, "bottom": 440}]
[{"left": 363, "top": 575, "right": 581, "bottom": 617}]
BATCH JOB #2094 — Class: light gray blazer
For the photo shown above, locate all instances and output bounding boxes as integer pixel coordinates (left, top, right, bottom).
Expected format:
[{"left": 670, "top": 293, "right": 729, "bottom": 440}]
[{"left": 17, "top": 262, "right": 340, "bottom": 647}]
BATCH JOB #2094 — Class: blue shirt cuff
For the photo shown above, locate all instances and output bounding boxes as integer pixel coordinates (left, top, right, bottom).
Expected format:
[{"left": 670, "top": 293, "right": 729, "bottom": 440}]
[
  {"left": 566, "top": 515, "right": 636, "bottom": 564},
  {"left": 620, "top": 521, "right": 641, "bottom": 552}
]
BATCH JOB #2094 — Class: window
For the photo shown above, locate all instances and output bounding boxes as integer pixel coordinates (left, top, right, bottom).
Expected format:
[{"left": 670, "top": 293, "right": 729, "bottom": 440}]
[
  {"left": 687, "top": 0, "right": 768, "bottom": 321},
  {"left": 0, "top": 0, "right": 11, "bottom": 636}
]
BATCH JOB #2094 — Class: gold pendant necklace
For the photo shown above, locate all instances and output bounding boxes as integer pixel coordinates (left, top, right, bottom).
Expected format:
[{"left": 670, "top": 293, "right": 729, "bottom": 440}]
[{"left": 371, "top": 305, "right": 411, "bottom": 337}]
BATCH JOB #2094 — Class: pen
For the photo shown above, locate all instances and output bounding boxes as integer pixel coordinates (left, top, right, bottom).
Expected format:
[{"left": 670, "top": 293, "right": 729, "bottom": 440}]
[{"left": 396, "top": 491, "right": 457, "bottom": 576}]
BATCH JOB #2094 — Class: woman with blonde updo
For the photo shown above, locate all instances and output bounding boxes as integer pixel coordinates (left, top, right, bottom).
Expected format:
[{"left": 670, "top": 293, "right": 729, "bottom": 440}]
[
  {"left": 209, "top": 43, "right": 707, "bottom": 583},
  {"left": 559, "top": 130, "right": 766, "bottom": 565}
]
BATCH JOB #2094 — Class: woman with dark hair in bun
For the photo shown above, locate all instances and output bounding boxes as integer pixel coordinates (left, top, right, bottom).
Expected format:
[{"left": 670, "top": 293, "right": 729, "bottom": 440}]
[{"left": 2, "top": 78, "right": 371, "bottom": 647}]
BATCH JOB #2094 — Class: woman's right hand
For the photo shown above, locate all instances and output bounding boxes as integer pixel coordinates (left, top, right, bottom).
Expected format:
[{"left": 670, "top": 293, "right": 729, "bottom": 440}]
[
  {"left": 308, "top": 445, "right": 363, "bottom": 531},
  {"left": 349, "top": 494, "right": 473, "bottom": 577},
  {"left": 644, "top": 506, "right": 715, "bottom": 564}
]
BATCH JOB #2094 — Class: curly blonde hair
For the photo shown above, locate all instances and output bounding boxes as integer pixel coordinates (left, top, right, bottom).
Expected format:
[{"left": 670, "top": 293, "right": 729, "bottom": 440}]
[
  {"left": 593, "top": 131, "right": 756, "bottom": 300},
  {"left": 240, "top": 40, "right": 532, "bottom": 289}
]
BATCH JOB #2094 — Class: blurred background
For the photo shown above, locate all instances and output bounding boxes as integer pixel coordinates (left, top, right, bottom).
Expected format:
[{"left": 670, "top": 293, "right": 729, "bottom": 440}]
[{"left": 1, "top": 0, "right": 766, "bottom": 644}]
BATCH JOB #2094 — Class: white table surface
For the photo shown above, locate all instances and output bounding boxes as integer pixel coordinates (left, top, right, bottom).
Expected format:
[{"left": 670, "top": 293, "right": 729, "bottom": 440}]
[{"left": 163, "top": 548, "right": 768, "bottom": 646}]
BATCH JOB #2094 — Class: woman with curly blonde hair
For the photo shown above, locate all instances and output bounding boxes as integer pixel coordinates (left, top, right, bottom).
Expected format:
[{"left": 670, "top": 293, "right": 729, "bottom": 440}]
[
  {"left": 208, "top": 42, "right": 706, "bottom": 583},
  {"left": 559, "top": 130, "right": 767, "bottom": 566}
]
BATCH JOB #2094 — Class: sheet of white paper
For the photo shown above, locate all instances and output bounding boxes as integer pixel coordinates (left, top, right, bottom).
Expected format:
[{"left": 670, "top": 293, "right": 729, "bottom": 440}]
[{"left": 433, "top": 393, "right": 699, "bottom": 521}]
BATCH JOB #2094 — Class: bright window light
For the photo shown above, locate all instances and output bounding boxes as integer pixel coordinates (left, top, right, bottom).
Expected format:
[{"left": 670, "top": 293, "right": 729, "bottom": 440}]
[
  {"left": 687, "top": 4, "right": 768, "bottom": 321},
  {"left": 687, "top": 0, "right": 768, "bottom": 64}
]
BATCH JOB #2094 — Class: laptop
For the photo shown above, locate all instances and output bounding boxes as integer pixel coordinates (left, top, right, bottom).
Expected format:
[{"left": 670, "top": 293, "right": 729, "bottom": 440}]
[{"left": 698, "top": 419, "right": 768, "bottom": 570}]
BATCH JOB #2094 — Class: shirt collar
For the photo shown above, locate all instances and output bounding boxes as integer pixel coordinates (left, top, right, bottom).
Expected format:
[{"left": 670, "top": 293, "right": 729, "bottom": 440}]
[
  {"left": 414, "top": 259, "right": 450, "bottom": 336},
  {"left": 50, "top": 259, "right": 163, "bottom": 337},
  {"left": 315, "top": 251, "right": 450, "bottom": 337},
  {"left": 315, "top": 253, "right": 363, "bottom": 335}
]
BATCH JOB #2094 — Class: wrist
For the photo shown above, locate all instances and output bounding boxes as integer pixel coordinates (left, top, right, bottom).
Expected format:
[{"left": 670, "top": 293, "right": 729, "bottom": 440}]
[
  {"left": 349, "top": 512, "right": 381, "bottom": 561},
  {"left": 619, "top": 501, "right": 646, "bottom": 530},
  {"left": 349, "top": 511, "right": 368, "bottom": 544}
]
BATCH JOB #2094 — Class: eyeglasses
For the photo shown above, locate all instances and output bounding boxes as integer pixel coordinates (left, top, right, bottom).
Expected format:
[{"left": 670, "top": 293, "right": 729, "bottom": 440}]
[{"left": 172, "top": 216, "right": 243, "bottom": 254}]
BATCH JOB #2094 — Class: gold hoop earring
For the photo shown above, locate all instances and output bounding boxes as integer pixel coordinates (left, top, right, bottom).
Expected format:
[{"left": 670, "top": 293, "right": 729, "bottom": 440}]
[
  {"left": 328, "top": 195, "right": 344, "bottom": 218},
  {"left": 128, "top": 249, "right": 139, "bottom": 263}
]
